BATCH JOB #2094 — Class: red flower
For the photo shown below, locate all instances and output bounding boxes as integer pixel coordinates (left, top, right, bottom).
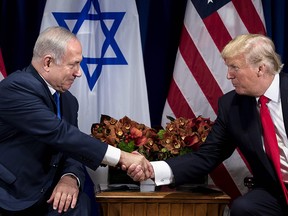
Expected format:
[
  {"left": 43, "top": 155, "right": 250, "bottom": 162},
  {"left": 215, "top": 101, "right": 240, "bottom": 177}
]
[{"left": 91, "top": 115, "right": 214, "bottom": 161}]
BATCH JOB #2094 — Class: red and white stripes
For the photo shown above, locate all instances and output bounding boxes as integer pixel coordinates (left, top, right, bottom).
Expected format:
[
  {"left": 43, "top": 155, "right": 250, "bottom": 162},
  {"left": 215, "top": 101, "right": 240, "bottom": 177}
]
[{"left": 162, "top": 0, "right": 265, "bottom": 199}]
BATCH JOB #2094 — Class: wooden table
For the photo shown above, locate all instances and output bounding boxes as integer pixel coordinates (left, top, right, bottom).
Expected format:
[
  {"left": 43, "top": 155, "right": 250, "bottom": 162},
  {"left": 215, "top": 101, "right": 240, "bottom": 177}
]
[{"left": 95, "top": 187, "right": 231, "bottom": 216}]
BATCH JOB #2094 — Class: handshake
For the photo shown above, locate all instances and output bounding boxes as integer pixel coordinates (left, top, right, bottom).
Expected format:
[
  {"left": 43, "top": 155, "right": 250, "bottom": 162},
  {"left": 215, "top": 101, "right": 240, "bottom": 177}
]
[{"left": 118, "top": 151, "right": 154, "bottom": 181}]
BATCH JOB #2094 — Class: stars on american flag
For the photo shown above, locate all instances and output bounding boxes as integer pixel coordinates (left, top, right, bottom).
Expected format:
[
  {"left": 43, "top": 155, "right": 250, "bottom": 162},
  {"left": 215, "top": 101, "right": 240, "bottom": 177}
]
[{"left": 207, "top": 0, "right": 213, "bottom": 4}]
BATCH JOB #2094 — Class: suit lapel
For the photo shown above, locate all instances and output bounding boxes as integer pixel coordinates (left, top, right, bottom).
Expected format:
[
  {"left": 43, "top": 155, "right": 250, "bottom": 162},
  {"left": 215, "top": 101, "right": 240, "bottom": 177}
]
[
  {"left": 236, "top": 94, "right": 276, "bottom": 178},
  {"left": 237, "top": 95, "right": 263, "bottom": 151},
  {"left": 280, "top": 72, "right": 288, "bottom": 136}
]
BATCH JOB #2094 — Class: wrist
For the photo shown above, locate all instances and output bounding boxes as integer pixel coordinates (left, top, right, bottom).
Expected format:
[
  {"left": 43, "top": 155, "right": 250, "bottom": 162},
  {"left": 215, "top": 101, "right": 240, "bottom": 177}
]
[
  {"left": 118, "top": 151, "right": 127, "bottom": 167},
  {"left": 61, "top": 173, "right": 80, "bottom": 187}
]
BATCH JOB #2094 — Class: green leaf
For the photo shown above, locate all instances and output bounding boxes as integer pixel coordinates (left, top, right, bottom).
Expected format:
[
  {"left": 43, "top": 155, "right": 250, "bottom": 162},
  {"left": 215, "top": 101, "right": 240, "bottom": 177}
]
[
  {"left": 179, "top": 147, "right": 193, "bottom": 155},
  {"left": 118, "top": 140, "right": 135, "bottom": 153},
  {"left": 160, "top": 147, "right": 168, "bottom": 153},
  {"left": 157, "top": 129, "right": 166, "bottom": 139}
]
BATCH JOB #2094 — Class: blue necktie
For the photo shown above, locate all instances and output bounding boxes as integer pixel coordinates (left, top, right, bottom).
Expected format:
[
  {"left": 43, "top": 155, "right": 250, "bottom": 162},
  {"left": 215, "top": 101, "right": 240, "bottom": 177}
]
[{"left": 53, "top": 92, "right": 61, "bottom": 119}]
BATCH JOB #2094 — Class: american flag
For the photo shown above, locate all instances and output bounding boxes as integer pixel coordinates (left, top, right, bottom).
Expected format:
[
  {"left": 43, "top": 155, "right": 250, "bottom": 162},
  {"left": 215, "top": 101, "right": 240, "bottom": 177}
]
[
  {"left": 0, "top": 48, "right": 7, "bottom": 81},
  {"left": 161, "top": 0, "right": 266, "bottom": 200}
]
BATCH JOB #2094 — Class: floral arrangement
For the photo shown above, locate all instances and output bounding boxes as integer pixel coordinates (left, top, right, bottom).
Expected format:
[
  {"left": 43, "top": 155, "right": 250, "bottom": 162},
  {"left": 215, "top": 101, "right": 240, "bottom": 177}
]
[{"left": 91, "top": 115, "right": 214, "bottom": 161}]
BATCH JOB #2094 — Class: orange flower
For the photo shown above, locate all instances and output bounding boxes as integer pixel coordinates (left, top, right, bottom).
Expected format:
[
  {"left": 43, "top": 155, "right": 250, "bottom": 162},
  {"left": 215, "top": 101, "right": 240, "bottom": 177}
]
[
  {"left": 130, "top": 127, "right": 143, "bottom": 138},
  {"left": 91, "top": 115, "right": 214, "bottom": 161}
]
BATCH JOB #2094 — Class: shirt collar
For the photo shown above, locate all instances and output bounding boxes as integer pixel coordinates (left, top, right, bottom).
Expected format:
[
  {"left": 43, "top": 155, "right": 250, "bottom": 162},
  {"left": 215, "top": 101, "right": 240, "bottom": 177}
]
[
  {"left": 38, "top": 73, "right": 56, "bottom": 95},
  {"left": 257, "top": 73, "right": 279, "bottom": 103}
]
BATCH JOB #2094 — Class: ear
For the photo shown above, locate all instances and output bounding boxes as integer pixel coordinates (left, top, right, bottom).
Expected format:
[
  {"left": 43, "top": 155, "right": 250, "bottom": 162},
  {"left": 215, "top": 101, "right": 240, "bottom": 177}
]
[
  {"left": 257, "top": 64, "right": 265, "bottom": 77},
  {"left": 43, "top": 55, "right": 52, "bottom": 71}
]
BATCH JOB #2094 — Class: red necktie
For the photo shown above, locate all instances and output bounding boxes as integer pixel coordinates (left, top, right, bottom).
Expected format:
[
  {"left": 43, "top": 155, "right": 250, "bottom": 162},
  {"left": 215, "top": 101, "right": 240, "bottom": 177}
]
[{"left": 259, "top": 95, "right": 288, "bottom": 202}]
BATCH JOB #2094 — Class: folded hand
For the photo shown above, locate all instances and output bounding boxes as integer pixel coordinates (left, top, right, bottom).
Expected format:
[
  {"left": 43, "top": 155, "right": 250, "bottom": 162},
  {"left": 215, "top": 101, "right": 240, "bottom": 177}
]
[{"left": 47, "top": 175, "right": 79, "bottom": 213}]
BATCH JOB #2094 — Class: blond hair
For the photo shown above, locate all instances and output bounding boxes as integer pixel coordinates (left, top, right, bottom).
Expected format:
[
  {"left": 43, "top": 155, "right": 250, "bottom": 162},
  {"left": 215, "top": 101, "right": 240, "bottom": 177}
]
[{"left": 221, "top": 34, "right": 283, "bottom": 74}]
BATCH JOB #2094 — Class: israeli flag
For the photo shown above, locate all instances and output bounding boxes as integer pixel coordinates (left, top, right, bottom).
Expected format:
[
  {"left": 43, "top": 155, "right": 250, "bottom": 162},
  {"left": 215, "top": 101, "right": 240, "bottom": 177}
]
[{"left": 41, "top": 0, "right": 151, "bottom": 135}]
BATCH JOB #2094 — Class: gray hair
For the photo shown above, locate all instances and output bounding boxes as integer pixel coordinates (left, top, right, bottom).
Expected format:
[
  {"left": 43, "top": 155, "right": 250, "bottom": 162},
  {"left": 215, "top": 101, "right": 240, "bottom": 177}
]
[
  {"left": 32, "top": 26, "right": 77, "bottom": 64},
  {"left": 221, "top": 34, "right": 283, "bottom": 74}
]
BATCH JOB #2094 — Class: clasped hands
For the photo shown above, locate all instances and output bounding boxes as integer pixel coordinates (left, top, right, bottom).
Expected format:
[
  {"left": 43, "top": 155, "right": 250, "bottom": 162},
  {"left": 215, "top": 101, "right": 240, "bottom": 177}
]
[{"left": 119, "top": 151, "right": 154, "bottom": 181}]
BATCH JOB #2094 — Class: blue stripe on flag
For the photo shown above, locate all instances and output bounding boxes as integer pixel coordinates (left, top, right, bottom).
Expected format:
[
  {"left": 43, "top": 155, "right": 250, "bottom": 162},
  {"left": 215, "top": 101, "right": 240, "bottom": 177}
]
[{"left": 191, "top": 0, "right": 231, "bottom": 19}]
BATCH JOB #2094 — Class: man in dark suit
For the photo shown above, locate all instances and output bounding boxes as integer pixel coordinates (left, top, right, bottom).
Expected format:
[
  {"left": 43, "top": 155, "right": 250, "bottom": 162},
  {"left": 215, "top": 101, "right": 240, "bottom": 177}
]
[
  {"left": 0, "top": 26, "right": 152, "bottom": 215},
  {"left": 128, "top": 34, "right": 288, "bottom": 215}
]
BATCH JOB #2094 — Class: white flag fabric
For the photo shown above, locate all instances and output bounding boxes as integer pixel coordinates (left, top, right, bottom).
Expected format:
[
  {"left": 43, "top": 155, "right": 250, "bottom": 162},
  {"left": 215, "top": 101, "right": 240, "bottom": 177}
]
[
  {"left": 162, "top": 0, "right": 266, "bottom": 200},
  {"left": 41, "top": 0, "right": 150, "bottom": 135},
  {"left": 0, "top": 71, "right": 4, "bottom": 81}
]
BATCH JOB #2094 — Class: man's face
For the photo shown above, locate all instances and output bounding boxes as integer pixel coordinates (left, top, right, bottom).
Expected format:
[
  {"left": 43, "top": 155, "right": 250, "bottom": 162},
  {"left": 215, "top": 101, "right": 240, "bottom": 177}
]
[
  {"left": 49, "top": 38, "right": 83, "bottom": 92},
  {"left": 225, "top": 54, "right": 259, "bottom": 96}
]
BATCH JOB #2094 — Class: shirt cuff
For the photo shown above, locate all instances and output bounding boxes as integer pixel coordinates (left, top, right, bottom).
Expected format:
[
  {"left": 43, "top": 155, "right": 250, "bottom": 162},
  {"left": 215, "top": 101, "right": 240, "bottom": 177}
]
[
  {"left": 102, "top": 145, "right": 121, "bottom": 167},
  {"left": 151, "top": 161, "right": 174, "bottom": 186},
  {"left": 61, "top": 173, "right": 81, "bottom": 187}
]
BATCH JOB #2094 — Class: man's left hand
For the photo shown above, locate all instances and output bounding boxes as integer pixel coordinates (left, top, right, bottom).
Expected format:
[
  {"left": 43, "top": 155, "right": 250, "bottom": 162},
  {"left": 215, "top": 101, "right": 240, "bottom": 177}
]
[{"left": 47, "top": 175, "right": 79, "bottom": 213}]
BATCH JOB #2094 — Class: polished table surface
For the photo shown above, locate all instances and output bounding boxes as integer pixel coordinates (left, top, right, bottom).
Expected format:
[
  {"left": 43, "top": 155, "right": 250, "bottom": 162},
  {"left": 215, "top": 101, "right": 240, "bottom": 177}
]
[{"left": 95, "top": 185, "right": 231, "bottom": 216}]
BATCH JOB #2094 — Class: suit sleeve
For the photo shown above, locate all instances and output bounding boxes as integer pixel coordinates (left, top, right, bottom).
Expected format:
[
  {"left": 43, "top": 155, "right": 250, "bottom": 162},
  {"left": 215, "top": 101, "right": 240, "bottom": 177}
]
[
  {"left": 165, "top": 96, "right": 236, "bottom": 186},
  {"left": 0, "top": 71, "right": 108, "bottom": 171}
]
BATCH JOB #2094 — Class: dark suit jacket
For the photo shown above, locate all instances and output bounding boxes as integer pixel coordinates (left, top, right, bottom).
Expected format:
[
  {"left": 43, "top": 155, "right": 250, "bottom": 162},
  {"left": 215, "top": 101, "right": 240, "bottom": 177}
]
[
  {"left": 0, "top": 65, "right": 108, "bottom": 210},
  {"left": 166, "top": 72, "right": 288, "bottom": 201}
]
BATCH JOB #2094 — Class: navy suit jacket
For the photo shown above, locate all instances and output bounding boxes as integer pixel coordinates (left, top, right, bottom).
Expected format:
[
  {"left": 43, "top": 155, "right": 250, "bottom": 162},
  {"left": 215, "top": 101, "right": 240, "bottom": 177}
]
[
  {"left": 166, "top": 72, "right": 288, "bottom": 201},
  {"left": 0, "top": 65, "right": 108, "bottom": 210}
]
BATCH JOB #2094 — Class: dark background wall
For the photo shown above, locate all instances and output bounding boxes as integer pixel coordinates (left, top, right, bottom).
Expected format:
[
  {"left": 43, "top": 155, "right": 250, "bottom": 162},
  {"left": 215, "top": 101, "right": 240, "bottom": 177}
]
[{"left": 0, "top": 0, "right": 287, "bottom": 127}]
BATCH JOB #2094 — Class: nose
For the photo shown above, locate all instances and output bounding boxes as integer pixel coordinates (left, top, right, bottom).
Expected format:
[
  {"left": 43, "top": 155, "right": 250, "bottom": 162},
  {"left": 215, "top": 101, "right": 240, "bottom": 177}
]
[
  {"left": 226, "top": 70, "right": 234, "bottom": 80},
  {"left": 74, "top": 65, "right": 82, "bottom": 77}
]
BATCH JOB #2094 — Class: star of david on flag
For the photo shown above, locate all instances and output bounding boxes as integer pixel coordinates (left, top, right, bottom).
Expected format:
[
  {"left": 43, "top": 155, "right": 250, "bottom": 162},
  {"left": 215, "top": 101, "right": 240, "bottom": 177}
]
[
  {"left": 41, "top": 0, "right": 151, "bottom": 135},
  {"left": 52, "top": 0, "right": 127, "bottom": 91}
]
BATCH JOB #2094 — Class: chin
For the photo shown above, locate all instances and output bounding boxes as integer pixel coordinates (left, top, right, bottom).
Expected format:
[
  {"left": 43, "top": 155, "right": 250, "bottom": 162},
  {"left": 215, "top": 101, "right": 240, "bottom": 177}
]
[
  {"left": 65, "top": 84, "right": 72, "bottom": 90},
  {"left": 235, "top": 89, "right": 245, "bottom": 95}
]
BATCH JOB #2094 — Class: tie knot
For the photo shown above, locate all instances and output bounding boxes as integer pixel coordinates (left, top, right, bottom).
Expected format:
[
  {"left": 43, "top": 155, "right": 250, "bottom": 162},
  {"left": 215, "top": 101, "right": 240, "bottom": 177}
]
[{"left": 259, "top": 95, "right": 269, "bottom": 106}]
